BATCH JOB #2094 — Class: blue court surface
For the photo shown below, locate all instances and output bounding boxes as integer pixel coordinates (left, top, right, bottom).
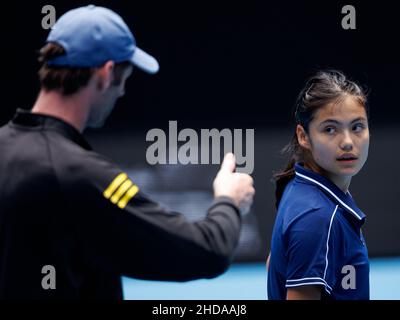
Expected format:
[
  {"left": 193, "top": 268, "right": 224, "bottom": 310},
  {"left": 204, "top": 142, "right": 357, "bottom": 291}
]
[{"left": 123, "top": 257, "right": 400, "bottom": 300}]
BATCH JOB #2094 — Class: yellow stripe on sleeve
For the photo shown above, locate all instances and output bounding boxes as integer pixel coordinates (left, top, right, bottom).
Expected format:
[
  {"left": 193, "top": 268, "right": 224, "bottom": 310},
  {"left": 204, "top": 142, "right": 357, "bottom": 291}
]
[
  {"left": 117, "top": 185, "right": 139, "bottom": 209},
  {"left": 110, "top": 179, "right": 133, "bottom": 204},
  {"left": 103, "top": 173, "right": 128, "bottom": 199}
]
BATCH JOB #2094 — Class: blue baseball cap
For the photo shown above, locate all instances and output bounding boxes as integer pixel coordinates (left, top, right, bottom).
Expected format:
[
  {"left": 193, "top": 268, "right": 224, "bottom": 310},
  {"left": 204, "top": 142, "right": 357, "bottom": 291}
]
[{"left": 46, "top": 5, "right": 159, "bottom": 74}]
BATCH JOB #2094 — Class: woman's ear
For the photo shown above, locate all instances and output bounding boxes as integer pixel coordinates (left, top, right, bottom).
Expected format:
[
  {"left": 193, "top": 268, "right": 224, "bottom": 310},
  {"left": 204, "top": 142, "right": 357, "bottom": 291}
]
[
  {"left": 296, "top": 124, "right": 311, "bottom": 150},
  {"left": 95, "top": 61, "right": 115, "bottom": 92}
]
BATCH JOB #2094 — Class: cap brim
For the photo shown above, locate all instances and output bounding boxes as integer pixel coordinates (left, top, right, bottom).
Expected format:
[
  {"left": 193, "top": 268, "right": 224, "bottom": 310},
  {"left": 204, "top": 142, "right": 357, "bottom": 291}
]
[{"left": 131, "top": 47, "right": 159, "bottom": 74}]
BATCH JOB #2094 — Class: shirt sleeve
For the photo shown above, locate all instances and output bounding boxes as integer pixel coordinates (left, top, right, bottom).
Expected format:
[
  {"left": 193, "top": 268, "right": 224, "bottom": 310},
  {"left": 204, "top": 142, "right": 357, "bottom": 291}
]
[
  {"left": 284, "top": 206, "right": 340, "bottom": 295},
  {"left": 61, "top": 152, "right": 242, "bottom": 282}
]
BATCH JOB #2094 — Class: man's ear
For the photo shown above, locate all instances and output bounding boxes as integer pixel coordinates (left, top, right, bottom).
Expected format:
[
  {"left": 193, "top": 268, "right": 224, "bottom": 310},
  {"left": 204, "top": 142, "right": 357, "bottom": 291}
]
[
  {"left": 96, "top": 61, "right": 115, "bottom": 92},
  {"left": 296, "top": 124, "right": 311, "bottom": 150}
]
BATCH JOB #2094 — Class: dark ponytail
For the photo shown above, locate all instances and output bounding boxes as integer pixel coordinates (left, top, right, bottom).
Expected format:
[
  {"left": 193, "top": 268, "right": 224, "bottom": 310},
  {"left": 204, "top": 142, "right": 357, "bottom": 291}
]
[{"left": 273, "top": 70, "right": 368, "bottom": 209}]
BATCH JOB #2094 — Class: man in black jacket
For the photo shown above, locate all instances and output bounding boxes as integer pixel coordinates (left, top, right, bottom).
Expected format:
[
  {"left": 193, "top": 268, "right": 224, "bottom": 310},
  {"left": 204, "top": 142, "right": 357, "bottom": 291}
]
[{"left": 0, "top": 5, "right": 255, "bottom": 299}]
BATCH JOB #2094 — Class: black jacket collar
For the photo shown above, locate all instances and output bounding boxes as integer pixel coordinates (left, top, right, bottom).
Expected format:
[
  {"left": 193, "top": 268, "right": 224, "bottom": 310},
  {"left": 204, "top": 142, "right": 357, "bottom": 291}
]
[{"left": 10, "top": 109, "right": 92, "bottom": 150}]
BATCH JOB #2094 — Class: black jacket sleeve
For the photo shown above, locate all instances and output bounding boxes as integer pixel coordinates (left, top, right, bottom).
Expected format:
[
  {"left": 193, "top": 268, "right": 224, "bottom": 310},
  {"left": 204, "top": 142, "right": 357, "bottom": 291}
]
[{"left": 61, "top": 152, "right": 242, "bottom": 281}]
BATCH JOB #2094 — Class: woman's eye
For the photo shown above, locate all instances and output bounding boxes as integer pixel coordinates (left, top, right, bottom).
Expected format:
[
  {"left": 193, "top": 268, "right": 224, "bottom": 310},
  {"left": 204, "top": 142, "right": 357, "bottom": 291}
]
[
  {"left": 324, "top": 127, "right": 336, "bottom": 134},
  {"left": 353, "top": 123, "right": 365, "bottom": 132}
]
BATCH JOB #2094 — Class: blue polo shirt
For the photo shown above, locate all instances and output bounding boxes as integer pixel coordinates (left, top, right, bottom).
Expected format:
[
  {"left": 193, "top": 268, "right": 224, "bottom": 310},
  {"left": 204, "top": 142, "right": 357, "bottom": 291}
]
[{"left": 267, "top": 163, "right": 369, "bottom": 300}]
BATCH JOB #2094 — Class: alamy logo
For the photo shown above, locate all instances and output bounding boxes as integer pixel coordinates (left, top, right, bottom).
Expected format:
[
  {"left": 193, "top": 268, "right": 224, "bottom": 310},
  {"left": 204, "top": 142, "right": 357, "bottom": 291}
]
[
  {"left": 146, "top": 121, "right": 254, "bottom": 174},
  {"left": 41, "top": 5, "right": 56, "bottom": 30},
  {"left": 341, "top": 265, "right": 356, "bottom": 290},
  {"left": 41, "top": 265, "right": 56, "bottom": 290},
  {"left": 341, "top": 5, "right": 356, "bottom": 30}
]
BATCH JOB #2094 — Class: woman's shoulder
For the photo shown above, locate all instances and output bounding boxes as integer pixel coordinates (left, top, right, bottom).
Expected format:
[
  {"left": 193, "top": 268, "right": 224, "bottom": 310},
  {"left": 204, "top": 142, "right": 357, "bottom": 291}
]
[
  {"left": 279, "top": 180, "right": 339, "bottom": 230},
  {"left": 281, "top": 178, "right": 333, "bottom": 209}
]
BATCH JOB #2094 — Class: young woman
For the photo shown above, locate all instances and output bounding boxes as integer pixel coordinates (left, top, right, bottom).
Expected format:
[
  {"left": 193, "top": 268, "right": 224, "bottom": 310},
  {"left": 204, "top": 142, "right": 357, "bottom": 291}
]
[{"left": 267, "top": 70, "right": 370, "bottom": 300}]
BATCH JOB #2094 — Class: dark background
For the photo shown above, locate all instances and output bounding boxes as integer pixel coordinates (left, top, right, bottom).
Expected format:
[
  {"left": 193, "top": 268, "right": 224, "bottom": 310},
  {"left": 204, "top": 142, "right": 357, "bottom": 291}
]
[{"left": 1, "top": 0, "right": 399, "bottom": 260}]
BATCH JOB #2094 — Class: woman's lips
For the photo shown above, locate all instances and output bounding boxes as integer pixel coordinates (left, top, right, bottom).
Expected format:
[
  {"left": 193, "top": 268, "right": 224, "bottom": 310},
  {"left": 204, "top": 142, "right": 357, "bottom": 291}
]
[
  {"left": 336, "top": 153, "right": 358, "bottom": 164},
  {"left": 337, "top": 158, "right": 358, "bottom": 164}
]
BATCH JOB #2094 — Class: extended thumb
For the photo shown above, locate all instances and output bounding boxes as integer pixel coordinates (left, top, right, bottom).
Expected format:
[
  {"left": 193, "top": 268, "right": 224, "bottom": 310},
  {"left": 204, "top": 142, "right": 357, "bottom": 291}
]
[{"left": 220, "top": 152, "right": 236, "bottom": 173}]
